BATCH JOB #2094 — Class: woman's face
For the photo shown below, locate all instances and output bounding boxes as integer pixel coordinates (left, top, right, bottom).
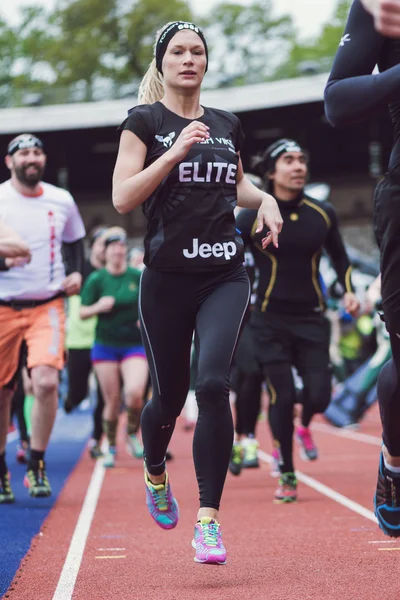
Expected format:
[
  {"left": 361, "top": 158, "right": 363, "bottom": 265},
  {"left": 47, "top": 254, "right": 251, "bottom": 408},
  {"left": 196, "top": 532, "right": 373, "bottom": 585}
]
[
  {"left": 105, "top": 241, "right": 127, "bottom": 265},
  {"left": 162, "top": 30, "right": 207, "bottom": 91}
]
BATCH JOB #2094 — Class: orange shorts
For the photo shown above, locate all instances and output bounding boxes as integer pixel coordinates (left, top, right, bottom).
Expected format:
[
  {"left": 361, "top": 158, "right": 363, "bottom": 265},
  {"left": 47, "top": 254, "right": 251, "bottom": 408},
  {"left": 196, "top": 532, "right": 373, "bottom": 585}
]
[{"left": 0, "top": 297, "right": 65, "bottom": 387}]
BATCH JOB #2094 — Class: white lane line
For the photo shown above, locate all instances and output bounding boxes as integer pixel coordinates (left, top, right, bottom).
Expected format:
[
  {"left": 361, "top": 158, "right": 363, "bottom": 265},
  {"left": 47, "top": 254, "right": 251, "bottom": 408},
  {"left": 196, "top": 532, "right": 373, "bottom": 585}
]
[
  {"left": 258, "top": 449, "right": 378, "bottom": 524},
  {"left": 52, "top": 459, "right": 106, "bottom": 600},
  {"left": 312, "top": 422, "right": 382, "bottom": 446}
]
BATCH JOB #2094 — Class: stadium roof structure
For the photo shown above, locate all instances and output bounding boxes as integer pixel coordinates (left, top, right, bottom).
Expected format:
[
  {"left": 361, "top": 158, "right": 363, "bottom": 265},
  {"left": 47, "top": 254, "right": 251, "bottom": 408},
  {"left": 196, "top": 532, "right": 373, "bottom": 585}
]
[{"left": 0, "top": 73, "right": 329, "bottom": 134}]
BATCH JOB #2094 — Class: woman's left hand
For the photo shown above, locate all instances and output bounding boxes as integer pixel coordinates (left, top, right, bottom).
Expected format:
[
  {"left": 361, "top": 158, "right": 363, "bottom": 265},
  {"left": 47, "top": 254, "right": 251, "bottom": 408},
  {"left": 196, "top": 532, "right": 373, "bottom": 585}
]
[{"left": 256, "top": 194, "right": 283, "bottom": 249}]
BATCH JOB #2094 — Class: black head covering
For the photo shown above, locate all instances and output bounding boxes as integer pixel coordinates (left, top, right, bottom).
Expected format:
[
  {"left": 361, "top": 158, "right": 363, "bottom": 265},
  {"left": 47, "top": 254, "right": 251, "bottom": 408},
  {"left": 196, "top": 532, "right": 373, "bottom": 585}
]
[
  {"left": 7, "top": 133, "right": 44, "bottom": 156},
  {"left": 155, "top": 21, "right": 208, "bottom": 75}
]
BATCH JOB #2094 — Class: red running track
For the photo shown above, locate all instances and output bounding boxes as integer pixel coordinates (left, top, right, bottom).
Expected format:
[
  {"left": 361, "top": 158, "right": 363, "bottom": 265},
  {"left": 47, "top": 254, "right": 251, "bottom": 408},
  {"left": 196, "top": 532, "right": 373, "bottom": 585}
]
[{"left": 3, "top": 406, "right": 400, "bottom": 600}]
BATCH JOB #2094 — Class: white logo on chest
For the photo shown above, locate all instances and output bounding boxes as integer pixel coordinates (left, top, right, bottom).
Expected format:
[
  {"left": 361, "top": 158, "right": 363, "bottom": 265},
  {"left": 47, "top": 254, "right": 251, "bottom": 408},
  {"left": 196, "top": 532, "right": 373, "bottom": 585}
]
[
  {"left": 155, "top": 132, "right": 176, "bottom": 148},
  {"left": 183, "top": 238, "right": 237, "bottom": 260}
]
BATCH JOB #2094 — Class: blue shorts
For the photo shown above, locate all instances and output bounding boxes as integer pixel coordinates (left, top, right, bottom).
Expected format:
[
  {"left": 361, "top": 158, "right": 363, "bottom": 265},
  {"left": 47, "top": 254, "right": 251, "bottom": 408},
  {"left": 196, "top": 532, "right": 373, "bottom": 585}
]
[{"left": 91, "top": 342, "right": 146, "bottom": 364}]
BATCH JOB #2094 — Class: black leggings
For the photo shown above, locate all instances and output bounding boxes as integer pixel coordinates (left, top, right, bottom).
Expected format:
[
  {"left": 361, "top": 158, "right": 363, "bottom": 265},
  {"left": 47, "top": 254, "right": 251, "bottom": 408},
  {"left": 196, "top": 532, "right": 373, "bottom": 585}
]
[
  {"left": 232, "top": 323, "right": 263, "bottom": 436},
  {"left": 251, "top": 310, "right": 331, "bottom": 473},
  {"left": 11, "top": 370, "right": 29, "bottom": 443},
  {"left": 373, "top": 169, "right": 400, "bottom": 456},
  {"left": 67, "top": 348, "right": 104, "bottom": 442},
  {"left": 265, "top": 364, "right": 331, "bottom": 472},
  {"left": 139, "top": 265, "right": 249, "bottom": 510}
]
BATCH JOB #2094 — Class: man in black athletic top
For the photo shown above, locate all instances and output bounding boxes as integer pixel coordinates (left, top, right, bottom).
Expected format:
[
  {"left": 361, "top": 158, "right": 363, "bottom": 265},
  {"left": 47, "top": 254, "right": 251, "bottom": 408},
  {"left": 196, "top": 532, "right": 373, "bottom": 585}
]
[
  {"left": 236, "top": 138, "right": 359, "bottom": 503},
  {"left": 113, "top": 20, "right": 282, "bottom": 564},
  {"left": 325, "top": 0, "right": 400, "bottom": 537}
]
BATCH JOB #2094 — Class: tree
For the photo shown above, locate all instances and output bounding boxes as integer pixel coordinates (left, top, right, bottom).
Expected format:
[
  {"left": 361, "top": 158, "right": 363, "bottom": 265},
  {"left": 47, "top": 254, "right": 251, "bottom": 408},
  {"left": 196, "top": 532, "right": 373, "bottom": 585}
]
[
  {"left": 116, "top": 0, "right": 193, "bottom": 84},
  {"left": 273, "top": 0, "right": 352, "bottom": 79},
  {"left": 201, "top": 0, "right": 294, "bottom": 86}
]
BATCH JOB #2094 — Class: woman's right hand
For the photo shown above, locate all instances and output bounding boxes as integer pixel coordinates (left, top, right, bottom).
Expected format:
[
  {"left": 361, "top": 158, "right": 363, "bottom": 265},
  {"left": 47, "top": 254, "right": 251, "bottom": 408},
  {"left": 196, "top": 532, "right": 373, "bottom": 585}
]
[
  {"left": 97, "top": 296, "right": 115, "bottom": 313},
  {"left": 165, "top": 121, "right": 210, "bottom": 164}
]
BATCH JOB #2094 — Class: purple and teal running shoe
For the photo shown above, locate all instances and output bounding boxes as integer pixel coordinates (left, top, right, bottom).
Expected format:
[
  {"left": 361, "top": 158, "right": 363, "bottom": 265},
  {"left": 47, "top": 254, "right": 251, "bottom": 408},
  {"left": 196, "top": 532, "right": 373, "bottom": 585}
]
[
  {"left": 144, "top": 471, "right": 179, "bottom": 530},
  {"left": 191, "top": 517, "right": 227, "bottom": 565}
]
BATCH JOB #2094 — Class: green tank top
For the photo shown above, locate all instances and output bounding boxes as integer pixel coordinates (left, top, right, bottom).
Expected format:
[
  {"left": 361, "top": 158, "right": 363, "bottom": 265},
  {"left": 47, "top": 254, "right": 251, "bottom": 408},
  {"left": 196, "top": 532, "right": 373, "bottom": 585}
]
[{"left": 80, "top": 266, "right": 142, "bottom": 347}]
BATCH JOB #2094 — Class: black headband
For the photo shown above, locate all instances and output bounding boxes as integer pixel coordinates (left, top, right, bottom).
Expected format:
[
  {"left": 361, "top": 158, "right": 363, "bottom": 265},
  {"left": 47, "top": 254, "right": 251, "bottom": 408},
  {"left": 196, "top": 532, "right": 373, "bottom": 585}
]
[
  {"left": 155, "top": 21, "right": 208, "bottom": 75},
  {"left": 266, "top": 139, "right": 306, "bottom": 172},
  {"left": 90, "top": 227, "right": 108, "bottom": 247},
  {"left": 104, "top": 234, "right": 127, "bottom": 248},
  {"left": 7, "top": 134, "right": 44, "bottom": 156}
]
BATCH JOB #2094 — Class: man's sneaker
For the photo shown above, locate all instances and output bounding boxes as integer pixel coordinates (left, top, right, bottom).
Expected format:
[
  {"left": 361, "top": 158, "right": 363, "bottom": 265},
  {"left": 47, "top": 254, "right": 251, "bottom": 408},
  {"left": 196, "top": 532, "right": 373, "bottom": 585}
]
[
  {"left": 0, "top": 472, "right": 15, "bottom": 504},
  {"left": 24, "top": 460, "right": 52, "bottom": 498},
  {"left": 126, "top": 434, "right": 144, "bottom": 459},
  {"left": 274, "top": 472, "right": 297, "bottom": 503},
  {"left": 270, "top": 448, "right": 281, "bottom": 478},
  {"left": 374, "top": 452, "right": 400, "bottom": 537},
  {"left": 192, "top": 517, "right": 227, "bottom": 565},
  {"left": 228, "top": 443, "right": 243, "bottom": 476},
  {"left": 144, "top": 470, "right": 179, "bottom": 530},
  {"left": 296, "top": 426, "right": 318, "bottom": 461},
  {"left": 242, "top": 438, "right": 259, "bottom": 469},
  {"left": 16, "top": 442, "right": 30, "bottom": 465},
  {"left": 88, "top": 440, "right": 103, "bottom": 460},
  {"left": 103, "top": 447, "right": 117, "bottom": 468}
]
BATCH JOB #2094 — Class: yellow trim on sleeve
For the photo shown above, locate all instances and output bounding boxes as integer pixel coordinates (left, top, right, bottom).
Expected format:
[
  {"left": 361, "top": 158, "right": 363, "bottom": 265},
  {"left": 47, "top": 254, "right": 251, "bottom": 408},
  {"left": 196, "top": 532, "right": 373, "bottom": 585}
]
[
  {"left": 311, "top": 251, "right": 325, "bottom": 311},
  {"left": 267, "top": 377, "right": 277, "bottom": 405},
  {"left": 303, "top": 199, "right": 331, "bottom": 229},
  {"left": 254, "top": 244, "right": 278, "bottom": 312},
  {"left": 250, "top": 219, "right": 259, "bottom": 238},
  {"left": 345, "top": 266, "right": 353, "bottom": 293},
  {"left": 251, "top": 218, "right": 278, "bottom": 313}
]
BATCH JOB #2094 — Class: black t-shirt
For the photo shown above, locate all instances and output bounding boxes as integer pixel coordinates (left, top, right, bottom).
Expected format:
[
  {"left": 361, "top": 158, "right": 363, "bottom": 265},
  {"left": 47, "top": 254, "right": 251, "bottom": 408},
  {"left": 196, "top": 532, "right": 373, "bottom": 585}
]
[
  {"left": 236, "top": 194, "right": 354, "bottom": 315},
  {"left": 119, "top": 101, "right": 245, "bottom": 271}
]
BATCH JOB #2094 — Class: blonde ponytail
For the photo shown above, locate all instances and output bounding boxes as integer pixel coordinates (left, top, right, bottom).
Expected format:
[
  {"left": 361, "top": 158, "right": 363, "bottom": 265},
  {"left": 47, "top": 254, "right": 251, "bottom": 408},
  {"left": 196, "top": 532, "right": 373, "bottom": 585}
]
[
  {"left": 138, "top": 22, "right": 183, "bottom": 105},
  {"left": 138, "top": 58, "right": 165, "bottom": 105}
]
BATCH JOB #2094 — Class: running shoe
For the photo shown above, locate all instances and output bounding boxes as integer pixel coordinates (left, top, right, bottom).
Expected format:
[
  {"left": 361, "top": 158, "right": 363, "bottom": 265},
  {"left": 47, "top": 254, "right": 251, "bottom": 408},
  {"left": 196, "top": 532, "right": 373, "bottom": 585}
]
[
  {"left": 16, "top": 441, "right": 30, "bottom": 465},
  {"left": 126, "top": 434, "right": 144, "bottom": 459},
  {"left": 274, "top": 472, "right": 297, "bottom": 503},
  {"left": 88, "top": 440, "right": 103, "bottom": 460},
  {"left": 374, "top": 452, "right": 400, "bottom": 537},
  {"left": 103, "top": 446, "right": 117, "bottom": 468},
  {"left": 192, "top": 517, "right": 227, "bottom": 565},
  {"left": 242, "top": 438, "right": 259, "bottom": 469},
  {"left": 144, "top": 470, "right": 179, "bottom": 530},
  {"left": 270, "top": 448, "right": 281, "bottom": 478},
  {"left": 228, "top": 442, "right": 243, "bottom": 476},
  {"left": 24, "top": 460, "right": 52, "bottom": 497},
  {"left": 0, "top": 472, "right": 15, "bottom": 504},
  {"left": 296, "top": 426, "right": 318, "bottom": 461}
]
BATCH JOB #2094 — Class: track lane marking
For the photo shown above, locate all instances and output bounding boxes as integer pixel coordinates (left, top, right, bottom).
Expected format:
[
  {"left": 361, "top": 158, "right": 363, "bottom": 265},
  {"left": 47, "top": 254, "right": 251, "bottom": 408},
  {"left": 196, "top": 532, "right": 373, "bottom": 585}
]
[
  {"left": 311, "top": 422, "right": 381, "bottom": 446},
  {"left": 52, "top": 457, "right": 106, "bottom": 600},
  {"left": 95, "top": 555, "right": 126, "bottom": 559},
  {"left": 258, "top": 449, "right": 378, "bottom": 524}
]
